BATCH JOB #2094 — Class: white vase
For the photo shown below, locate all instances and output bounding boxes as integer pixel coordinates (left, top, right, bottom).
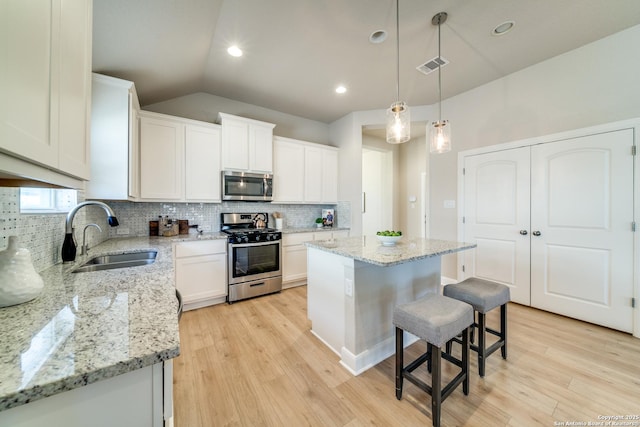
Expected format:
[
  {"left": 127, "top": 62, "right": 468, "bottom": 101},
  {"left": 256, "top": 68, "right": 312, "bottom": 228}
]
[{"left": 0, "top": 236, "right": 44, "bottom": 308}]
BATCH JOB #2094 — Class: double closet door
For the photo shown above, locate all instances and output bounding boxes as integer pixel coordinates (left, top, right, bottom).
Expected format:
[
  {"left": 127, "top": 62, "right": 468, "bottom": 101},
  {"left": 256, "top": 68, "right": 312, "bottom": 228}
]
[{"left": 463, "top": 129, "right": 634, "bottom": 332}]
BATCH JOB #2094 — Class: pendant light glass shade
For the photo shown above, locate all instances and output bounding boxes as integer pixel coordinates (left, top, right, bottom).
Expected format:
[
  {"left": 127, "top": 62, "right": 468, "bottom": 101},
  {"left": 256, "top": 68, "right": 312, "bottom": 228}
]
[
  {"left": 386, "top": 101, "right": 410, "bottom": 144},
  {"left": 386, "top": 0, "right": 410, "bottom": 144},
  {"left": 429, "top": 119, "right": 451, "bottom": 153},
  {"left": 430, "top": 12, "right": 451, "bottom": 154}
]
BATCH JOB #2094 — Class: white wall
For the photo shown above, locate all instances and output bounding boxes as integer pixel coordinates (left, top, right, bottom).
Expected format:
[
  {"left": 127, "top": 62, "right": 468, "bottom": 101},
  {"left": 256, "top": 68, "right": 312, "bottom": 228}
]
[
  {"left": 330, "top": 113, "right": 362, "bottom": 235},
  {"left": 145, "top": 92, "right": 331, "bottom": 144},
  {"left": 331, "top": 24, "right": 640, "bottom": 278}
]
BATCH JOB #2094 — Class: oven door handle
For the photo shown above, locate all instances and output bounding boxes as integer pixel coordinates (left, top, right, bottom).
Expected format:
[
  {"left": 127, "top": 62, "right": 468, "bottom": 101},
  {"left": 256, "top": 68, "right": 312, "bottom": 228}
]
[{"left": 228, "top": 240, "right": 281, "bottom": 249}]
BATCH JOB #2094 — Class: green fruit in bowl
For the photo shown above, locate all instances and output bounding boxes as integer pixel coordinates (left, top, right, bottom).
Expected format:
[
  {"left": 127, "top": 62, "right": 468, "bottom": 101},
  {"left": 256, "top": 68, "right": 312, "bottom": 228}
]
[{"left": 376, "top": 230, "right": 402, "bottom": 236}]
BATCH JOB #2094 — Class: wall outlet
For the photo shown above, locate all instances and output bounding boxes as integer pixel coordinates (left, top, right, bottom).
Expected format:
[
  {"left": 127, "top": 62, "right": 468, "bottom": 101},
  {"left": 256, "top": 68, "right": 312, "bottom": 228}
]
[
  {"left": 344, "top": 278, "right": 353, "bottom": 297},
  {"left": 116, "top": 227, "right": 130, "bottom": 235}
]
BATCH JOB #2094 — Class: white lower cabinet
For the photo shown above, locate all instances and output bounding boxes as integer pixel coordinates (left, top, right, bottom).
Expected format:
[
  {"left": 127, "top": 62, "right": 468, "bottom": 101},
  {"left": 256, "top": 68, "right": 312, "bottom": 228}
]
[
  {"left": 174, "top": 240, "right": 227, "bottom": 310},
  {"left": 282, "top": 232, "right": 315, "bottom": 287},
  {"left": 282, "top": 230, "right": 349, "bottom": 288},
  {"left": 0, "top": 362, "right": 172, "bottom": 427},
  {"left": 327, "top": 230, "right": 349, "bottom": 239}
]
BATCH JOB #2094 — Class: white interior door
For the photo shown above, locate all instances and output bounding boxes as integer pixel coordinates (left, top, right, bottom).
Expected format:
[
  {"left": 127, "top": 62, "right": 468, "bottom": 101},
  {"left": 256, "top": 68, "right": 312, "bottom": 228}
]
[
  {"left": 362, "top": 148, "right": 392, "bottom": 236},
  {"left": 530, "top": 129, "right": 634, "bottom": 332},
  {"left": 463, "top": 147, "right": 531, "bottom": 304}
]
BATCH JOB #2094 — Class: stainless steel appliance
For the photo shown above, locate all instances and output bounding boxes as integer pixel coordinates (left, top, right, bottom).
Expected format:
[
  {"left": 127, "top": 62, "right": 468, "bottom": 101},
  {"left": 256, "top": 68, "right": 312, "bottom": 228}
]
[
  {"left": 221, "top": 213, "right": 282, "bottom": 302},
  {"left": 222, "top": 171, "right": 273, "bottom": 202}
]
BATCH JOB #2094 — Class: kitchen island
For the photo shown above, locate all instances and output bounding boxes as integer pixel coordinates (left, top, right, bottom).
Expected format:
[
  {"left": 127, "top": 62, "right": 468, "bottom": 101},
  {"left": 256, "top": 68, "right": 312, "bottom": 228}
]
[{"left": 305, "top": 236, "right": 475, "bottom": 375}]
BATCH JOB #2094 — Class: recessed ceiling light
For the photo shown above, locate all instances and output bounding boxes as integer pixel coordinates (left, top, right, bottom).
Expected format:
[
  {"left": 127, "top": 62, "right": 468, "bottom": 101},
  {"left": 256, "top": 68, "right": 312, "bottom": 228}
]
[
  {"left": 492, "top": 21, "right": 515, "bottom": 36},
  {"left": 369, "top": 30, "right": 387, "bottom": 44},
  {"left": 227, "top": 45, "right": 243, "bottom": 57},
  {"left": 335, "top": 86, "right": 347, "bottom": 94}
]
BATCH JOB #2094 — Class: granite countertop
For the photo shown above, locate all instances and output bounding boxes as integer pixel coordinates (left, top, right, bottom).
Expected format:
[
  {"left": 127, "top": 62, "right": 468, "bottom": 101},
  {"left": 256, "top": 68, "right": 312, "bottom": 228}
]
[
  {"left": 0, "top": 232, "right": 226, "bottom": 412},
  {"left": 281, "top": 227, "right": 350, "bottom": 234},
  {"left": 305, "top": 235, "right": 476, "bottom": 267}
]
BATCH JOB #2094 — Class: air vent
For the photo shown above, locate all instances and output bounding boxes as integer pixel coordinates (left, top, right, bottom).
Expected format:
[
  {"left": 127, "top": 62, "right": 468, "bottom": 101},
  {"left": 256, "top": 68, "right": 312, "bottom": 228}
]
[{"left": 416, "top": 56, "right": 449, "bottom": 75}]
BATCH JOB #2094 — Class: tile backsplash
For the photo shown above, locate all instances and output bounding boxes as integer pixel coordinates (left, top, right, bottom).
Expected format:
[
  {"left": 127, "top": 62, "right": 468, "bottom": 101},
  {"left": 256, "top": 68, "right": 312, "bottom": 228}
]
[
  {"left": 0, "top": 188, "right": 110, "bottom": 272},
  {"left": 104, "top": 201, "right": 350, "bottom": 237},
  {"left": 0, "top": 186, "right": 351, "bottom": 272}
]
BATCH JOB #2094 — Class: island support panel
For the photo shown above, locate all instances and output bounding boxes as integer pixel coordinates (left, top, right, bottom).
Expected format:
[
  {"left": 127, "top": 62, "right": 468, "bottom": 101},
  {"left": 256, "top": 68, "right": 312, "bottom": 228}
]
[{"left": 307, "top": 247, "right": 441, "bottom": 375}]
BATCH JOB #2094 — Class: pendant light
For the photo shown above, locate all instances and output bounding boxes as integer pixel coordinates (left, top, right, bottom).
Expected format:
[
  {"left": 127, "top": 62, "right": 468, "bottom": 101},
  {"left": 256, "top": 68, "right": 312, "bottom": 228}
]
[
  {"left": 429, "top": 12, "right": 451, "bottom": 154},
  {"left": 386, "top": 0, "right": 410, "bottom": 144}
]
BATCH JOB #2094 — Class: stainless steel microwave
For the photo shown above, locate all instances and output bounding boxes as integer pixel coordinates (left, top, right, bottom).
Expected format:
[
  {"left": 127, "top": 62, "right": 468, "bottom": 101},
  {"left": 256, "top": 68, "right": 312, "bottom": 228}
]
[{"left": 222, "top": 171, "right": 273, "bottom": 202}]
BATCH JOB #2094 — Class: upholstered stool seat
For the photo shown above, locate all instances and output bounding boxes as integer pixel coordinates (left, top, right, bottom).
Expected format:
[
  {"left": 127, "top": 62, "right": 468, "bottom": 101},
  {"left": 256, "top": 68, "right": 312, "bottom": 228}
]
[
  {"left": 444, "top": 277, "right": 510, "bottom": 377},
  {"left": 393, "top": 294, "right": 473, "bottom": 427}
]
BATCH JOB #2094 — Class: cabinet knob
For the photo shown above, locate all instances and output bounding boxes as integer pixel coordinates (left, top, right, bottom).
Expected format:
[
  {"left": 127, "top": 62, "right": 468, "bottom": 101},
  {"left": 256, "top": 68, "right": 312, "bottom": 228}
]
[
  {"left": 519, "top": 230, "right": 528, "bottom": 235},
  {"left": 532, "top": 231, "right": 542, "bottom": 236}
]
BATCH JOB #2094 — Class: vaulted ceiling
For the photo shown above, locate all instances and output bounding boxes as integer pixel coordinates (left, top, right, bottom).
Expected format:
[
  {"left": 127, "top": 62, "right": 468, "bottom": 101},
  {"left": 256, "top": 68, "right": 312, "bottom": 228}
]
[{"left": 93, "top": 0, "right": 640, "bottom": 124}]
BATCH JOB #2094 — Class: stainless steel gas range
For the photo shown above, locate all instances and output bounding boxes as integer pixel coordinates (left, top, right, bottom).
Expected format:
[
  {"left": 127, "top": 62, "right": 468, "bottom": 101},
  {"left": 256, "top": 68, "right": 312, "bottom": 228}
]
[{"left": 221, "top": 212, "right": 282, "bottom": 303}]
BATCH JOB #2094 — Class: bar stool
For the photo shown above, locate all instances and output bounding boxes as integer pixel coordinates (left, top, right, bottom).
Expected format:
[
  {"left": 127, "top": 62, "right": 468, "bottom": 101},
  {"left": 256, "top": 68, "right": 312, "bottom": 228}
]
[
  {"left": 393, "top": 294, "right": 474, "bottom": 427},
  {"left": 443, "top": 277, "right": 510, "bottom": 377}
]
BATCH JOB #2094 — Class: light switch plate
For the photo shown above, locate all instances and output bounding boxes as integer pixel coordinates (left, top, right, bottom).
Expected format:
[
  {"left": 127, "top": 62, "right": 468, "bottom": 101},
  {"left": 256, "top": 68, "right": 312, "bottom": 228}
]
[
  {"left": 344, "top": 278, "right": 353, "bottom": 297},
  {"left": 443, "top": 200, "right": 456, "bottom": 209}
]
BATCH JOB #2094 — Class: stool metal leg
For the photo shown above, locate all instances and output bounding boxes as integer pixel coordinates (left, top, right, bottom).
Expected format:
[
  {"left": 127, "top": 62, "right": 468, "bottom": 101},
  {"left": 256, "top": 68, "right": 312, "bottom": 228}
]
[
  {"left": 478, "top": 312, "right": 486, "bottom": 377},
  {"left": 462, "top": 326, "right": 470, "bottom": 395},
  {"left": 501, "top": 304, "right": 508, "bottom": 359},
  {"left": 431, "top": 346, "right": 442, "bottom": 427},
  {"left": 395, "top": 327, "right": 403, "bottom": 399}
]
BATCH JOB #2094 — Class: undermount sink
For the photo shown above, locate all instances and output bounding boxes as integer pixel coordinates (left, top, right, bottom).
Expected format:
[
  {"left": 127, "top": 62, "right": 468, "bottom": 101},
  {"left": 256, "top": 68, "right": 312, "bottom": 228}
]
[{"left": 72, "top": 250, "right": 158, "bottom": 273}]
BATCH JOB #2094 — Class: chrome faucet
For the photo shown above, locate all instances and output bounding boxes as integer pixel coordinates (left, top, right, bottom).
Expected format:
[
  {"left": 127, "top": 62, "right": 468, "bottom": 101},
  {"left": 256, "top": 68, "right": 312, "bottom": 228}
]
[
  {"left": 61, "top": 201, "right": 119, "bottom": 262},
  {"left": 81, "top": 223, "right": 102, "bottom": 256}
]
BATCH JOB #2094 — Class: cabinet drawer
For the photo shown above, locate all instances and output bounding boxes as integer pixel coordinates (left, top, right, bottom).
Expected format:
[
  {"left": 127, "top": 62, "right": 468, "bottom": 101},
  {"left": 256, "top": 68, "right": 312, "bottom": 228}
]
[
  {"left": 313, "top": 231, "right": 335, "bottom": 241},
  {"left": 331, "top": 230, "right": 349, "bottom": 239},
  {"left": 283, "top": 232, "right": 315, "bottom": 246},
  {"left": 174, "top": 239, "right": 226, "bottom": 258}
]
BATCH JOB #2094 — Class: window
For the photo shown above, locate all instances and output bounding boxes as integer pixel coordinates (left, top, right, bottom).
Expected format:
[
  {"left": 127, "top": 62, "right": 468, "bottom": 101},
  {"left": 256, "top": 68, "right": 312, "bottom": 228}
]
[{"left": 20, "top": 188, "right": 77, "bottom": 213}]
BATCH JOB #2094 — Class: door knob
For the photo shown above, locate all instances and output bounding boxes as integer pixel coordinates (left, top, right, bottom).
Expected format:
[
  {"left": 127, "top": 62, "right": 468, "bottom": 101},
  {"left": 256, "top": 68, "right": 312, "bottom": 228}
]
[
  {"left": 519, "top": 230, "right": 528, "bottom": 235},
  {"left": 532, "top": 231, "right": 542, "bottom": 236}
]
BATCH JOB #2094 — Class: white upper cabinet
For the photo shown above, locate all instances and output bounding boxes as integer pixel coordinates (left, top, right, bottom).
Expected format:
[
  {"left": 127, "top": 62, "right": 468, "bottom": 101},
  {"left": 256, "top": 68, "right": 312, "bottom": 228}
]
[
  {"left": 86, "top": 74, "right": 140, "bottom": 200},
  {"left": 139, "top": 113, "right": 185, "bottom": 200},
  {"left": 185, "top": 124, "right": 221, "bottom": 201},
  {"left": 218, "top": 113, "right": 275, "bottom": 173},
  {"left": 304, "top": 145, "right": 323, "bottom": 203},
  {"left": 272, "top": 136, "right": 339, "bottom": 204},
  {"left": 272, "top": 138, "right": 305, "bottom": 202},
  {"left": 57, "top": 0, "right": 92, "bottom": 179},
  {"left": 0, "top": 0, "right": 91, "bottom": 181},
  {"left": 321, "top": 148, "right": 339, "bottom": 202},
  {"left": 139, "top": 111, "right": 221, "bottom": 202}
]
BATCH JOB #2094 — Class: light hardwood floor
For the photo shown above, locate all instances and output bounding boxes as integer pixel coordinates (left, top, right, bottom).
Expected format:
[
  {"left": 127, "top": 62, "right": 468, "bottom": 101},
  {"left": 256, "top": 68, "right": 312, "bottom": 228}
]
[{"left": 173, "top": 286, "right": 640, "bottom": 426}]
